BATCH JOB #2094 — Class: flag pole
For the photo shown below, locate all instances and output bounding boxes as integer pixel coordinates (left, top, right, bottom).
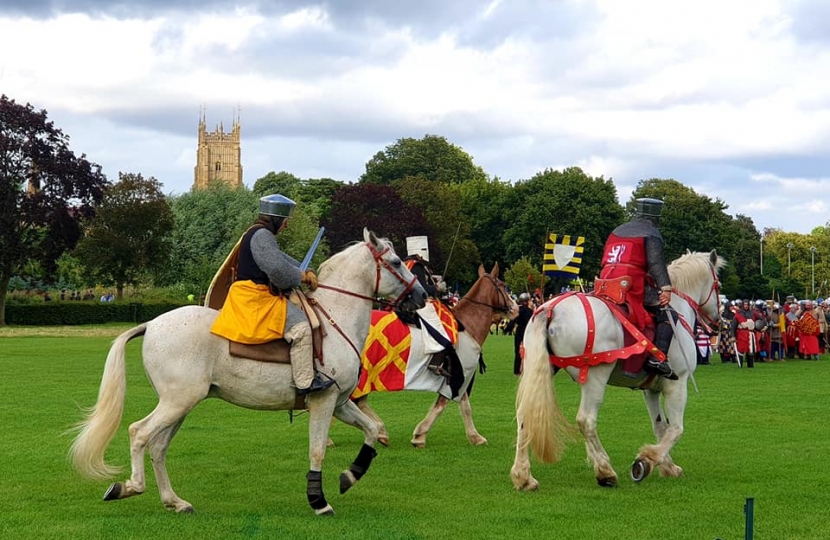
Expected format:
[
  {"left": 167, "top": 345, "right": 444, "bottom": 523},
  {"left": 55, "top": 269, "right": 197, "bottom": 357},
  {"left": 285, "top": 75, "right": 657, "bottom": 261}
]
[{"left": 541, "top": 230, "right": 549, "bottom": 298}]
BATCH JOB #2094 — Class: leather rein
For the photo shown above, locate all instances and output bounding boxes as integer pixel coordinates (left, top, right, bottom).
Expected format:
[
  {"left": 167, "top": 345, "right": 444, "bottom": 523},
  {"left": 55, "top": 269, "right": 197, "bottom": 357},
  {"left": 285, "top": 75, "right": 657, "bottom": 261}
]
[
  {"left": 455, "top": 275, "right": 514, "bottom": 314},
  {"left": 670, "top": 263, "right": 721, "bottom": 334},
  {"left": 310, "top": 241, "right": 420, "bottom": 359}
]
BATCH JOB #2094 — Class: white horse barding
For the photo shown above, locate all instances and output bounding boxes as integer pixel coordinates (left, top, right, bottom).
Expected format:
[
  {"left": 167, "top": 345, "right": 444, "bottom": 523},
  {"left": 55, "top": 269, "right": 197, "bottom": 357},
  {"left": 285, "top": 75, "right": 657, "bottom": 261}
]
[
  {"left": 511, "top": 250, "right": 724, "bottom": 490},
  {"left": 69, "top": 229, "right": 428, "bottom": 515}
]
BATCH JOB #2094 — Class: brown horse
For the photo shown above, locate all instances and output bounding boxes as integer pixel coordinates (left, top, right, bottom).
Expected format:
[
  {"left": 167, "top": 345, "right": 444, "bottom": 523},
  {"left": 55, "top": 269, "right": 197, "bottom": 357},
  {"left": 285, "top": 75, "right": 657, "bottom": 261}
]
[{"left": 351, "top": 263, "right": 518, "bottom": 448}]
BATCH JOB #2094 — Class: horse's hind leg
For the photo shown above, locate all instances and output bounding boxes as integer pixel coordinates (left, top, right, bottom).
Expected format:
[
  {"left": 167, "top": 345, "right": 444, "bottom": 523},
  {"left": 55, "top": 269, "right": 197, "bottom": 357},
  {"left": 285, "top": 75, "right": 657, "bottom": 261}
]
[
  {"left": 104, "top": 401, "right": 196, "bottom": 513},
  {"left": 411, "top": 395, "right": 449, "bottom": 448},
  {"left": 148, "top": 416, "right": 195, "bottom": 512},
  {"left": 510, "top": 416, "right": 539, "bottom": 491},
  {"left": 459, "top": 393, "right": 487, "bottom": 445}
]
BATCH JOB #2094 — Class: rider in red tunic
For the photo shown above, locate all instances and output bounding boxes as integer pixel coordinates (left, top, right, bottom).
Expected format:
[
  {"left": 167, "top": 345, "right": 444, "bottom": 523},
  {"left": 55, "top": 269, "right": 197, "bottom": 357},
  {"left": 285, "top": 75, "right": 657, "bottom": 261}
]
[{"left": 599, "top": 197, "right": 676, "bottom": 379}]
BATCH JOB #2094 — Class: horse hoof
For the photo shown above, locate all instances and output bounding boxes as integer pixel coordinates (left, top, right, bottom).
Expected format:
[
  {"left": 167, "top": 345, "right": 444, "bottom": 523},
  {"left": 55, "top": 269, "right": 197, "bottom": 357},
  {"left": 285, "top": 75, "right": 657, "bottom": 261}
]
[
  {"left": 103, "top": 482, "right": 122, "bottom": 501},
  {"left": 597, "top": 476, "right": 618, "bottom": 488},
  {"left": 378, "top": 436, "right": 389, "bottom": 448},
  {"left": 339, "top": 470, "right": 356, "bottom": 494},
  {"left": 631, "top": 459, "right": 652, "bottom": 483},
  {"left": 410, "top": 439, "right": 425, "bottom": 448},
  {"left": 515, "top": 478, "right": 539, "bottom": 492},
  {"left": 178, "top": 505, "right": 195, "bottom": 514},
  {"left": 315, "top": 504, "right": 335, "bottom": 516}
]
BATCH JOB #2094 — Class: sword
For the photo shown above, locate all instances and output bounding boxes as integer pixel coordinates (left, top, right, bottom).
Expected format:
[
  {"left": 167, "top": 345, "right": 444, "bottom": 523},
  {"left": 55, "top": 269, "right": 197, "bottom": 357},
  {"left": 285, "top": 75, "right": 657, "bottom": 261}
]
[
  {"left": 299, "top": 226, "right": 325, "bottom": 271},
  {"left": 666, "top": 306, "right": 699, "bottom": 393}
]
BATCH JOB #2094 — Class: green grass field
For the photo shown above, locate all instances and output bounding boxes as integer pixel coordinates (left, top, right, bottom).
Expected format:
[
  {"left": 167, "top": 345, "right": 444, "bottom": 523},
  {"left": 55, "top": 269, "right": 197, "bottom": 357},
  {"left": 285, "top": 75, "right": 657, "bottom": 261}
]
[{"left": 1, "top": 326, "right": 828, "bottom": 539}]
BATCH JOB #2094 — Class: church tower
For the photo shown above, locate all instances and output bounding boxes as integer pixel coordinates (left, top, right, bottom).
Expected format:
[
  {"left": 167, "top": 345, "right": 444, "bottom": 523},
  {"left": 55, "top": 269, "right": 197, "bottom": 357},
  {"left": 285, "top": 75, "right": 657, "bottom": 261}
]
[{"left": 193, "top": 107, "right": 243, "bottom": 190}]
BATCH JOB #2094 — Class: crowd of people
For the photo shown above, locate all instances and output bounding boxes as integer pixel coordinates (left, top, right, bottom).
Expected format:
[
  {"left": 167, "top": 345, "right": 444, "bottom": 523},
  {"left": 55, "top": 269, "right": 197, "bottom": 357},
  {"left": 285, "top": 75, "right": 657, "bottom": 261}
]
[{"left": 715, "top": 297, "right": 825, "bottom": 366}]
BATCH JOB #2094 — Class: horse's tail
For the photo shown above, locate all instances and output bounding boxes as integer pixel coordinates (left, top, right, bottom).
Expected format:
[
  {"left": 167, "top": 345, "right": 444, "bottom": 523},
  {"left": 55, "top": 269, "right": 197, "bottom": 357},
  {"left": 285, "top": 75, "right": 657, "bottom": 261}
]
[
  {"left": 68, "top": 324, "right": 147, "bottom": 480},
  {"left": 515, "top": 308, "right": 573, "bottom": 463}
]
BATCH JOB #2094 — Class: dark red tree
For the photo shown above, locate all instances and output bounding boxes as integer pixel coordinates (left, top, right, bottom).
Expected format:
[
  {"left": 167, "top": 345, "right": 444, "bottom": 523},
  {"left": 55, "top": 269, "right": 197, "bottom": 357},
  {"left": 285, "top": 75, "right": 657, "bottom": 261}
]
[
  {"left": 322, "top": 184, "right": 434, "bottom": 256},
  {"left": 0, "top": 95, "right": 108, "bottom": 325}
]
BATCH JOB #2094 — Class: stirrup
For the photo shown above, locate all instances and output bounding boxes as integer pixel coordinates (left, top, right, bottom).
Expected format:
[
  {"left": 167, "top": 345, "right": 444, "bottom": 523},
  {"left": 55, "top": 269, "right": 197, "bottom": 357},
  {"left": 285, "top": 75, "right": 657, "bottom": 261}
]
[{"left": 427, "top": 363, "right": 450, "bottom": 381}]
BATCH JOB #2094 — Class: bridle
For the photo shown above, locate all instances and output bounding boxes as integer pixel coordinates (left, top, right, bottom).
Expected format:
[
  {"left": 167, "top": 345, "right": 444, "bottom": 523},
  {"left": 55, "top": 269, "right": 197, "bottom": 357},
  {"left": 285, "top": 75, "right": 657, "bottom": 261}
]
[
  {"left": 311, "top": 240, "right": 421, "bottom": 360},
  {"left": 315, "top": 241, "right": 420, "bottom": 307},
  {"left": 671, "top": 263, "right": 721, "bottom": 333},
  {"left": 456, "top": 275, "right": 515, "bottom": 314}
]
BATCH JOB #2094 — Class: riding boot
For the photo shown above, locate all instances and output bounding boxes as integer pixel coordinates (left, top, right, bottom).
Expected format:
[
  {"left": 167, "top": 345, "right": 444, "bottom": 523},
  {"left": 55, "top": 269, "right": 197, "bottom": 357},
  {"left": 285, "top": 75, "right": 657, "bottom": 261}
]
[
  {"left": 643, "top": 310, "right": 678, "bottom": 380},
  {"left": 285, "top": 322, "right": 335, "bottom": 394}
]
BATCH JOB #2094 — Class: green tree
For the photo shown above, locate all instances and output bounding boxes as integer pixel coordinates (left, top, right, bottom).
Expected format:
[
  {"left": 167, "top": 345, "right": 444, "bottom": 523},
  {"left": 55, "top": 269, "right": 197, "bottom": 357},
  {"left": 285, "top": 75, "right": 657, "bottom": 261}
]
[
  {"left": 252, "top": 171, "right": 302, "bottom": 198},
  {"left": 630, "top": 178, "right": 735, "bottom": 260},
  {"left": 360, "top": 134, "right": 487, "bottom": 185},
  {"left": 453, "top": 176, "right": 513, "bottom": 272},
  {"left": 163, "top": 182, "right": 257, "bottom": 292},
  {"left": 394, "top": 176, "right": 480, "bottom": 285},
  {"left": 503, "top": 167, "right": 624, "bottom": 287},
  {"left": 74, "top": 173, "right": 174, "bottom": 300},
  {"left": 0, "top": 95, "right": 108, "bottom": 325},
  {"left": 504, "top": 256, "right": 547, "bottom": 297}
]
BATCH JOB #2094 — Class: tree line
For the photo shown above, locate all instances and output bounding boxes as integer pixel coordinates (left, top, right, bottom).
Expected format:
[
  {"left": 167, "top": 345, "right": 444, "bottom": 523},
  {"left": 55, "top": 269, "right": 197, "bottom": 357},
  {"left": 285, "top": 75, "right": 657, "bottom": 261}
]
[{"left": 2, "top": 95, "right": 825, "bottom": 325}]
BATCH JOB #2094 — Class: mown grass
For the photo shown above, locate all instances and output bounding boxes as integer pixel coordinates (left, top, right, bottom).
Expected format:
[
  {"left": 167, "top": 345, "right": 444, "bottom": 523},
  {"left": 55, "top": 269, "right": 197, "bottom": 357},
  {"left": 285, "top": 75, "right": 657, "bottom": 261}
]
[{"left": 1, "top": 328, "right": 828, "bottom": 539}]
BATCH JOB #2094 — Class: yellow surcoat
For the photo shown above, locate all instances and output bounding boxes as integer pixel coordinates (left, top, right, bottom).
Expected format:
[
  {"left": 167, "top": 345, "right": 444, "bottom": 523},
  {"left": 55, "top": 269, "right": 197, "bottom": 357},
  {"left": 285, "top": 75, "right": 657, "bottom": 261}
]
[{"left": 210, "top": 280, "right": 288, "bottom": 344}]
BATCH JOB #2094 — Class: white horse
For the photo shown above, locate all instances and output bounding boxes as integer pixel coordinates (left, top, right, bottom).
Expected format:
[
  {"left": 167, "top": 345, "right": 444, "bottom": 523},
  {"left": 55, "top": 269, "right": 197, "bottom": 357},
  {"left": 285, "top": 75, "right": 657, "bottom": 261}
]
[
  {"left": 511, "top": 250, "right": 724, "bottom": 490},
  {"left": 69, "top": 228, "right": 428, "bottom": 515},
  {"left": 352, "top": 263, "right": 518, "bottom": 448}
]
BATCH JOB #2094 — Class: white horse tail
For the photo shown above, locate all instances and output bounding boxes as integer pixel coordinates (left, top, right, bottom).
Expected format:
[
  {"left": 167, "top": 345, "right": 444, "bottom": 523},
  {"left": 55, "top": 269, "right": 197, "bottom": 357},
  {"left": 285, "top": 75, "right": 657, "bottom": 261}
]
[
  {"left": 69, "top": 324, "right": 147, "bottom": 480},
  {"left": 515, "top": 309, "right": 573, "bottom": 463}
]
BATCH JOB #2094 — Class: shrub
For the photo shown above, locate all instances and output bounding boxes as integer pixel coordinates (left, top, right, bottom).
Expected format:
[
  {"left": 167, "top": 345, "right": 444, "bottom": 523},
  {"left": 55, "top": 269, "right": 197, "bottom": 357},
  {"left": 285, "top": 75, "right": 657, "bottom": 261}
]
[{"left": 5, "top": 302, "right": 187, "bottom": 326}]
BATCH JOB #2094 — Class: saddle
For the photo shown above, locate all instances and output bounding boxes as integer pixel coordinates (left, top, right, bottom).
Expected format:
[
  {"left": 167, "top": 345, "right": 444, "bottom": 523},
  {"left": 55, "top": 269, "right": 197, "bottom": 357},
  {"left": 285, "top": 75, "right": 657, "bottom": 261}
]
[
  {"left": 593, "top": 275, "right": 632, "bottom": 305},
  {"left": 227, "top": 291, "right": 325, "bottom": 363}
]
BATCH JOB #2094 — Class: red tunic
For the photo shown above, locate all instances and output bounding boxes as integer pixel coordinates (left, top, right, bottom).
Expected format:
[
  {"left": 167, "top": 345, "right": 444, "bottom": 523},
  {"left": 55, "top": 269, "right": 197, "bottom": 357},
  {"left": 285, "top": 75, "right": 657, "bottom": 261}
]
[
  {"left": 600, "top": 233, "right": 650, "bottom": 330},
  {"left": 798, "top": 312, "right": 821, "bottom": 355}
]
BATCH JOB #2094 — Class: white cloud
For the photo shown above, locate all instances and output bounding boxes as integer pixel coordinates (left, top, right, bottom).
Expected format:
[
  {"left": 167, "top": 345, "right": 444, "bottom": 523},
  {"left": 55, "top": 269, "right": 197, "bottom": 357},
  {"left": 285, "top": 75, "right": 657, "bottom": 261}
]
[{"left": 2, "top": 0, "right": 830, "bottom": 234}]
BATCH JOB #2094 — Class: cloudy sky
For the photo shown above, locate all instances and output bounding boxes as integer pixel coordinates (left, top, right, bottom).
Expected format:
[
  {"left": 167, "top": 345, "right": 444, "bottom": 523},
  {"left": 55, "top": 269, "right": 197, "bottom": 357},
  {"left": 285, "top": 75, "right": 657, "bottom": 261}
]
[{"left": 3, "top": 0, "right": 830, "bottom": 234}]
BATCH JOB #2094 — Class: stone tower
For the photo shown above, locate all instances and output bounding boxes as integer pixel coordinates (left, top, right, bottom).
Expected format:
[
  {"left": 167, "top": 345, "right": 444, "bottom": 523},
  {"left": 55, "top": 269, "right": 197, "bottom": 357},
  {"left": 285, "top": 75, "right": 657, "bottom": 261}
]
[{"left": 193, "top": 107, "right": 243, "bottom": 190}]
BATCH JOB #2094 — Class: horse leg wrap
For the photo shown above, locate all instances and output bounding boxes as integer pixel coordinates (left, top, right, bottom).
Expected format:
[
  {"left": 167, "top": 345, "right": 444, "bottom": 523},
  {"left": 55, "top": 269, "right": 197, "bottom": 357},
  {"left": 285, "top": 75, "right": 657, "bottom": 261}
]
[
  {"left": 306, "top": 470, "right": 328, "bottom": 510},
  {"left": 349, "top": 444, "right": 378, "bottom": 481}
]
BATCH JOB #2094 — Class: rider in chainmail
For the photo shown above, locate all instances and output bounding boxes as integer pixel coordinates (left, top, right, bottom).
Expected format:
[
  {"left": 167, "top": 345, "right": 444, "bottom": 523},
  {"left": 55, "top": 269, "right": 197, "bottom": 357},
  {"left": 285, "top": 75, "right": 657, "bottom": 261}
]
[
  {"left": 212, "top": 194, "right": 335, "bottom": 394},
  {"left": 599, "top": 198, "right": 677, "bottom": 379}
]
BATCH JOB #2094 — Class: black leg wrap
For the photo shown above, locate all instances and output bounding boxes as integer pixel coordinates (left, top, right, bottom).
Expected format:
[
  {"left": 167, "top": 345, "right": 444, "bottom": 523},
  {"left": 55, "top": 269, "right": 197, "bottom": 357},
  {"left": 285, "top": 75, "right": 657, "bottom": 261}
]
[
  {"left": 349, "top": 444, "right": 378, "bottom": 481},
  {"left": 306, "top": 470, "right": 328, "bottom": 510}
]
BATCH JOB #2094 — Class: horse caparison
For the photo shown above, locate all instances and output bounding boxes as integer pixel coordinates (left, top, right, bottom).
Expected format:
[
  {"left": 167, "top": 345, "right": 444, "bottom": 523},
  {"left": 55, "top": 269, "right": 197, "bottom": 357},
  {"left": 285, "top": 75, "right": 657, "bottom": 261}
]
[
  {"left": 351, "top": 263, "right": 518, "bottom": 448},
  {"left": 68, "top": 228, "right": 428, "bottom": 515}
]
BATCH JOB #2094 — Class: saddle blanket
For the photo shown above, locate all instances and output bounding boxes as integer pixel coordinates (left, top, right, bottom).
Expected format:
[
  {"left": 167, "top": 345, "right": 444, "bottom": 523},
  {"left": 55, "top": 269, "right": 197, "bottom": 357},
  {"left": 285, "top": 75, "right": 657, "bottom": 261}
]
[{"left": 353, "top": 305, "right": 475, "bottom": 401}]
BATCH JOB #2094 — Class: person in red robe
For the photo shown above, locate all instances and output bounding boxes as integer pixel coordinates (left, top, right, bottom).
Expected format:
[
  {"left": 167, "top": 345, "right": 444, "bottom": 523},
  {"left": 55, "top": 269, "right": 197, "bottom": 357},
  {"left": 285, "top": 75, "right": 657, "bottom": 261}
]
[
  {"left": 732, "top": 299, "right": 758, "bottom": 368},
  {"left": 797, "top": 300, "right": 821, "bottom": 360}
]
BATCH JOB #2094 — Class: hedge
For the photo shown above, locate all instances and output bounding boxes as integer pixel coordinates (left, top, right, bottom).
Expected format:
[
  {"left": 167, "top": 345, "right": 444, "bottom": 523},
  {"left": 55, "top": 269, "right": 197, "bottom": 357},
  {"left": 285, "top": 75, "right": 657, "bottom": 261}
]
[{"left": 5, "top": 302, "right": 189, "bottom": 326}]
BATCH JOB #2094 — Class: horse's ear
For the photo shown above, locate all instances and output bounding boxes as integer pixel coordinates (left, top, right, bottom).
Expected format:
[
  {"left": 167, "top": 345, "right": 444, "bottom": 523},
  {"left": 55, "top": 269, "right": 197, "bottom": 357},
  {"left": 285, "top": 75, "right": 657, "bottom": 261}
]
[
  {"left": 478, "top": 264, "right": 486, "bottom": 278},
  {"left": 710, "top": 249, "right": 718, "bottom": 266},
  {"left": 686, "top": 248, "right": 692, "bottom": 255},
  {"left": 364, "top": 227, "right": 377, "bottom": 247},
  {"left": 491, "top": 262, "right": 500, "bottom": 277}
]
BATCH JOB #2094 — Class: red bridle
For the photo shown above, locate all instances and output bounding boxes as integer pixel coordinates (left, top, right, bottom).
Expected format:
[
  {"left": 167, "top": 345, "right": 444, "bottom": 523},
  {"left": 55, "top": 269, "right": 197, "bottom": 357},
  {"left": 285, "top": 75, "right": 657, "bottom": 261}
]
[
  {"left": 671, "top": 263, "right": 721, "bottom": 333},
  {"left": 317, "top": 241, "right": 420, "bottom": 307}
]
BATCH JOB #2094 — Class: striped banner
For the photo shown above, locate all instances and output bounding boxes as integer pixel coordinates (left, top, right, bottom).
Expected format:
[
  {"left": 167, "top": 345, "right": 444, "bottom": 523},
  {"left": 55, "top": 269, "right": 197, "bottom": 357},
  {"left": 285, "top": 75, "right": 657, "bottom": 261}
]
[{"left": 543, "top": 233, "right": 585, "bottom": 278}]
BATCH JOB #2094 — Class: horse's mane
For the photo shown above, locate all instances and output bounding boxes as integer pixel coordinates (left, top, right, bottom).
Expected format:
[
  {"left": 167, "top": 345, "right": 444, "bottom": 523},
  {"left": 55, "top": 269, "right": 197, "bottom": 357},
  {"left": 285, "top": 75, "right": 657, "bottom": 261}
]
[
  {"left": 668, "top": 251, "right": 726, "bottom": 292},
  {"left": 316, "top": 236, "right": 396, "bottom": 279}
]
